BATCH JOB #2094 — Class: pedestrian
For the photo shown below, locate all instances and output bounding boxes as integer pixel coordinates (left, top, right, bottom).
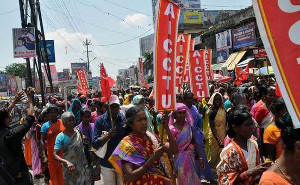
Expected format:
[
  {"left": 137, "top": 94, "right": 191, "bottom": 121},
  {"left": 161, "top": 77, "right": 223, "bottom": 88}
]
[
  {"left": 53, "top": 112, "right": 91, "bottom": 185},
  {"left": 92, "top": 95, "right": 126, "bottom": 185},
  {"left": 0, "top": 88, "right": 35, "bottom": 185},
  {"left": 68, "top": 98, "right": 82, "bottom": 126},
  {"left": 216, "top": 105, "right": 272, "bottom": 184},
  {"left": 40, "top": 105, "right": 65, "bottom": 185},
  {"left": 109, "top": 106, "right": 178, "bottom": 184}
]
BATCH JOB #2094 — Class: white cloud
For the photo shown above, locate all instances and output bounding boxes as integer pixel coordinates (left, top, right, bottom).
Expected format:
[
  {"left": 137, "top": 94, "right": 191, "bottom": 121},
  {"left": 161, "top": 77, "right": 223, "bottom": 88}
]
[{"left": 123, "top": 13, "right": 148, "bottom": 27}]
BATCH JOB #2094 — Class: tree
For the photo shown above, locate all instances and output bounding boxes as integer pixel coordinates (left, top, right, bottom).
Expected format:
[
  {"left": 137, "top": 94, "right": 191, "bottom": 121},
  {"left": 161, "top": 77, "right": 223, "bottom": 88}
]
[
  {"left": 5, "top": 63, "right": 27, "bottom": 78},
  {"left": 143, "top": 52, "right": 153, "bottom": 65}
]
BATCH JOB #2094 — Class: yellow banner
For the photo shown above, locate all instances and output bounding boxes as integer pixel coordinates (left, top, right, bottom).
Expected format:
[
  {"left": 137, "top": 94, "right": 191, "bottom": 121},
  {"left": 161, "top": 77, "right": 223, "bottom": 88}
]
[{"left": 184, "top": 11, "right": 202, "bottom": 24}]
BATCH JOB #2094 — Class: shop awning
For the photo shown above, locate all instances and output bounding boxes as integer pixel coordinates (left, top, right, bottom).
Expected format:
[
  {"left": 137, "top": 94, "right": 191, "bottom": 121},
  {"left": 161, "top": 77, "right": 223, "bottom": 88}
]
[
  {"left": 237, "top": 57, "right": 254, "bottom": 68},
  {"left": 222, "top": 51, "right": 246, "bottom": 70},
  {"left": 211, "top": 63, "right": 224, "bottom": 71}
]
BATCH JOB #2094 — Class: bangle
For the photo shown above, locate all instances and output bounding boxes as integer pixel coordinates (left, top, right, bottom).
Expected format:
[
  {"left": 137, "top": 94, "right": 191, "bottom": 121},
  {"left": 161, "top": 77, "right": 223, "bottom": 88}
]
[{"left": 240, "top": 171, "right": 249, "bottom": 180}]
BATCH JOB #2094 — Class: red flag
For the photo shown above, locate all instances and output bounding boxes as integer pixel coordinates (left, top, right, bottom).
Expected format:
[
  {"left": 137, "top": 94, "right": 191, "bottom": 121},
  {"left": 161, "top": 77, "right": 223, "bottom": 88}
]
[
  {"left": 107, "top": 76, "right": 116, "bottom": 87},
  {"left": 100, "top": 63, "right": 111, "bottom": 100},
  {"left": 235, "top": 65, "right": 248, "bottom": 85},
  {"left": 77, "top": 69, "right": 89, "bottom": 95},
  {"left": 245, "top": 63, "right": 250, "bottom": 73}
]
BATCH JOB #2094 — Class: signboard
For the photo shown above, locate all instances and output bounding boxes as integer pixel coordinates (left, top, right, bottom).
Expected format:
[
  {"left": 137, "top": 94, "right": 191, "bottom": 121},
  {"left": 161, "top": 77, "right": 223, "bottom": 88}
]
[
  {"left": 232, "top": 22, "right": 256, "bottom": 49},
  {"left": 140, "top": 33, "right": 154, "bottom": 56},
  {"left": 139, "top": 57, "right": 146, "bottom": 87},
  {"left": 57, "top": 71, "right": 70, "bottom": 81},
  {"left": 253, "top": 0, "right": 300, "bottom": 128},
  {"left": 40, "top": 40, "right": 56, "bottom": 63},
  {"left": 253, "top": 47, "right": 267, "bottom": 58},
  {"left": 12, "top": 28, "right": 36, "bottom": 58},
  {"left": 71, "top": 63, "right": 87, "bottom": 75},
  {"left": 77, "top": 70, "right": 89, "bottom": 94},
  {"left": 173, "top": 0, "right": 201, "bottom": 9},
  {"left": 216, "top": 30, "right": 232, "bottom": 51},
  {"left": 204, "top": 49, "right": 213, "bottom": 81},
  {"left": 183, "top": 11, "right": 202, "bottom": 24},
  {"left": 118, "top": 69, "right": 130, "bottom": 78},
  {"left": 217, "top": 49, "right": 229, "bottom": 63},
  {"left": 7, "top": 75, "right": 18, "bottom": 96},
  {"left": 154, "top": 0, "right": 180, "bottom": 111},
  {"left": 189, "top": 50, "right": 209, "bottom": 99}
]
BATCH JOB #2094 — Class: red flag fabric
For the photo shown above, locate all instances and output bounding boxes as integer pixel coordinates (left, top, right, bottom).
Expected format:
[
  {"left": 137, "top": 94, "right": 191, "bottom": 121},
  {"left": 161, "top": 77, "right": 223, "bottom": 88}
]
[
  {"left": 107, "top": 76, "right": 116, "bottom": 87},
  {"left": 235, "top": 65, "right": 248, "bottom": 85},
  {"left": 245, "top": 63, "right": 250, "bottom": 73},
  {"left": 77, "top": 69, "right": 89, "bottom": 95},
  {"left": 100, "top": 63, "right": 111, "bottom": 100}
]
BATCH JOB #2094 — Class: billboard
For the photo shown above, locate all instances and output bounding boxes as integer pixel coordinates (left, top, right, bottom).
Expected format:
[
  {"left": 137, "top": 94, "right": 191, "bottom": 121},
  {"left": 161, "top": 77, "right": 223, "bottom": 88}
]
[
  {"left": 202, "top": 11, "right": 220, "bottom": 26},
  {"left": 71, "top": 63, "right": 87, "bottom": 75},
  {"left": 232, "top": 22, "right": 256, "bottom": 49},
  {"left": 43, "top": 65, "right": 59, "bottom": 86},
  {"left": 183, "top": 11, "right": 202, "bottom": 24},
  {"left": 12, "top": 28, "right": 36, "bottom": 58},
  {"left": 253, "top": 47, "right": 267, "bottom": 59},
  {"left": 40, "top": 40, "right": 56, "bottom": 63},
  {"left": 173, "top": 0, "right": 201, "bottom": 9},
  {"left": 118, "top": 69, "right": 130, "bottom": 78},
  {"left": 7, "top": 75, "right": 18, "bottom": 96},
  {"left": 139, "top": 33, "right": 154, "bottom": 56},
  {"left": 0, "top": 74, "right": 7, "bottom": 94},
  {"left": 216, "top": 30, "right": 232, "bottom": 51},
  {"left": 57, "top": 71, "right": 70, "bottom": 81}
]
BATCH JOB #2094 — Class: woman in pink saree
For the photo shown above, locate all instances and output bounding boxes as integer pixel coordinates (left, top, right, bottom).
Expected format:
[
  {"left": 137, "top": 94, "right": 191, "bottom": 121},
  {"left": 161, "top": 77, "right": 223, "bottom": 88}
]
[{"left": 169, "top": 103, "right": 204, "bottom": 185}]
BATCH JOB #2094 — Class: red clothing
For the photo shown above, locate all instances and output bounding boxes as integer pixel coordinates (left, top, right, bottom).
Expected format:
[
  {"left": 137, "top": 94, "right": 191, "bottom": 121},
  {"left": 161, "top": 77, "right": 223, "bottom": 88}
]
[
  {"left": 259, "top": 171, "right": 291, "bottom": 185},
  {"left": 91, "top": 111, "right": 102, "bottom": 123},
  {"left": 252, "top": 100, "right": 270, "bottom": 124}
]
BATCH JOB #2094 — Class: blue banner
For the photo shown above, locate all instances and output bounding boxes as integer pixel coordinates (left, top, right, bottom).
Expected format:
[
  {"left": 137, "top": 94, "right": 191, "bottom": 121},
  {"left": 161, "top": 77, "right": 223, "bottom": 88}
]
[{"left": 40, "top": 40, "right": 56, "bottom": 63}]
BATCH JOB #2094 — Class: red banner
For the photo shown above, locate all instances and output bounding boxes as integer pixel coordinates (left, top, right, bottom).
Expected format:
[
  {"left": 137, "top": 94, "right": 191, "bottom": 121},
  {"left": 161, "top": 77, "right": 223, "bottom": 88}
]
[
  {"left": 189, "top": 50, "right": 209, "bottom": 99},
  {"left": 204, "top": 49, "right": 213, "bottom": 81},
  {"left": 77, "top": 69, "right": 89, "bottom": 95},
  {"left": 253, "top": 0, "right": 300, "bottom": 128},
  {"left": 175, "top": 34, "right": 191, "bottom": 94},
  {"left": 139, "top": 57, "right": 146, "bottom": 88},
  {"left": 190, "top": 38, "right": 195, "bottom": 51},
  {"left": 100, "top": 63, "right": 111, "bottom": 100},
  {"left": 154, "top": 0, "right": 180, "bottom": 111},
  {"left": 183, "top": 59, "right": 190, "bottom": 86}
]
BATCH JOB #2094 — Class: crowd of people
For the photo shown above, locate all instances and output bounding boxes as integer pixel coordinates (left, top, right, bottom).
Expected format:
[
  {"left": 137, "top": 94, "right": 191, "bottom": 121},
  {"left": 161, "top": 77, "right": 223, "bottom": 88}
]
[{"left": 0, "top": 79, "right": 299, "bottom": 185}]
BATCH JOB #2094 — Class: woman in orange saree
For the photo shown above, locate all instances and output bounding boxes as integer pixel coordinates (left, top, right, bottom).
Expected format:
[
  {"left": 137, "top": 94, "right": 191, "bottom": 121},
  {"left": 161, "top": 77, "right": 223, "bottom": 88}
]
[{"left": 40, "top": 105, "right": 65, "bottom": 185}]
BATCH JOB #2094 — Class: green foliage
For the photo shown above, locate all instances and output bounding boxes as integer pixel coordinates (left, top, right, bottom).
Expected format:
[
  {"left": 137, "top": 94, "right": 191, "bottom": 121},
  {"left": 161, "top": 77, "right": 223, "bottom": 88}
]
[
  {"left": 5, "top": 63, "right": 27, "bottom": 78},
  {"left": 143, "top": 52, "right": 153, "bottom": 64}
]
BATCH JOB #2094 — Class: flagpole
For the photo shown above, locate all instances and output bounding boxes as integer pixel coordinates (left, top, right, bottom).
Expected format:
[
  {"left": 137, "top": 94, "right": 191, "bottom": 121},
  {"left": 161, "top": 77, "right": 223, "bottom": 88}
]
[{"left": 107, "top": 100, "right": 114, "bottom": 128}]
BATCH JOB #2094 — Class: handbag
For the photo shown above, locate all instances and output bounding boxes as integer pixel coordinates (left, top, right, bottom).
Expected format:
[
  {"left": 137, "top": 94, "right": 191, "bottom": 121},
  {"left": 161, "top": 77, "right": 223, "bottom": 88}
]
[{"left": 94, "top": 131, "right": 109, "bottom": 159}]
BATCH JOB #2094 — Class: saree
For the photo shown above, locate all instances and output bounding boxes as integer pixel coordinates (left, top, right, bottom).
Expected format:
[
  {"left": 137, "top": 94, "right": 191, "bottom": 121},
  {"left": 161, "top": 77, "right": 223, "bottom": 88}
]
[
  {"left": 20, "top": 117, "right": 32, "bottom": 166},
  {"left": 206, "top": 108, "right": 226, "bottom": 169},
  {"left": 109, "top": 131, "right": 171, "bottom": 185},
  {"left": 216, "top": 139, "right": 260, "bottom": 185},
  {"left": 47, "top": 119, "right": 65, "bottom": 185},
  {"left": 169, "top": 103, "right": 202, "bottom": 185},
  {"left": 29, "top": 123, "right": 42, "bottom": 176},
  {"left": 62, "top": 130, "right": 90, "bottom": 185}
]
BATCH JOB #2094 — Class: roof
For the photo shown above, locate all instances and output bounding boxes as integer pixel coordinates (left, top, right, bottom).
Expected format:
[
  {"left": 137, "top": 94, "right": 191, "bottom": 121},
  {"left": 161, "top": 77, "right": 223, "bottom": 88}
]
[
  {"left": 211, "top": 63, "right": 224, "bottom": 71},
  {"left": 222, "top": 51, "right": 246, "bottom": 70}
]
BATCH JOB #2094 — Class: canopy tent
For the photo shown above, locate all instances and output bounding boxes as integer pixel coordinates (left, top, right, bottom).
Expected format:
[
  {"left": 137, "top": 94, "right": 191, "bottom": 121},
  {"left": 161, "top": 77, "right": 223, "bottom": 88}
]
[
  {"left": 211, "top": 63, "right": 224, "bottom": 71},
  {"left": 237, "top": 58, "right": 254, "bottom": 68},
  {"left": 222, "top": 51, "right": 246, "bottom": 70}
]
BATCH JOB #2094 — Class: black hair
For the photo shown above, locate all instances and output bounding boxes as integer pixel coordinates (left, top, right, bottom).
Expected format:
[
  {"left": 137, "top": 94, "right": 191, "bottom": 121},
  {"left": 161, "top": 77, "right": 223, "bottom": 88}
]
[
  {"left": 270, "top": 98, "right": 286, "bottom": 115},
  {"left": 125, "top": 106, "right": 144, "bottom": 135},
  {"left": 80, "top": 108, "right": 91, "bottom": 117},
  {"left": 48, "top": 105, "right": 59, "bottom": 113},
  {"left": 17, "top": 37, "right": 26, "bottom": 43},
  {"left": 0, "top": 108, "right": 10, "bottom": 130},
  {"left": 230, "top": 92, "right": 246, "bottom": 106},
  {"left": 227, "top": 105, "right": 252, "bottom": 138},
  {"left": 281, "top": 126, "right": 300, "bottom": 153},
  {"left": 38, "top": 107, "right": 49, "bottom": 123},
  {"left": 182, "top": 90, "right": 193, "bottom": 99}
]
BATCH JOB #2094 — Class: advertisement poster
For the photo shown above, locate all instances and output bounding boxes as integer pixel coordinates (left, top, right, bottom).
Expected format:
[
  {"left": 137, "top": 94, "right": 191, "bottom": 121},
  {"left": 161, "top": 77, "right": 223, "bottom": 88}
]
[
  {"left": 202, "top": 11, "right": 220, "bottom": 26},
  {"left": 7, "top": 75, "right": 18, "bottom": 96},
  {"left": 139, "top": 33, "right": 154, "bottom": 56},
  {"left": 43, "top": 65, "right": 59, "bottom": 86},
  {"left": 12, "top": 27, "right": 36, "bottom": 58},
  {"left": 154, "top": 0, "right": 180, "bottom": 111},
  {"left": 232, "top": 22, "right": 256, "bottom": 49},
  {"left": 183, "top": 11, "right": 202, "bottom": 24},
  {"left": 253, "top": 47, "right": 267, "bottom": 58},
  {"left": 253, "top": 0, "right": 300, "bottom": 128},
  {"left": 40, "top": 40, "right": 56, "bottom": 63},
  {"left": 216, "top": 30, "right": 232, "bottom": 51},
  {"left": 216, "top": 49, "right": 229, "bottom": 63},
  {"left": 57, "top": 71, "right": 70, "bottom": 81},
  {"left": 71, "top": 63, "right": 87, "bottom": 75}
]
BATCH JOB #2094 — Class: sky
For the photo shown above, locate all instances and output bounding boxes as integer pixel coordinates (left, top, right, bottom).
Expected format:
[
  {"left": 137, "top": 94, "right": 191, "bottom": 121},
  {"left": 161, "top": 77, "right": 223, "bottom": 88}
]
[{"left": 0, "top": 0, "right": 252, "bottom": 79}]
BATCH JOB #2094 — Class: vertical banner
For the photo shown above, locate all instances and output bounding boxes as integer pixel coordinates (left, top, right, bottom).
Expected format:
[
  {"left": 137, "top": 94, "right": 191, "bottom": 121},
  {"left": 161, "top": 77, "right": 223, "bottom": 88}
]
[
  {"left": 77, "top": 70, "right": 89, "bottom": 95},
  {"left": 204, "top": 49, "right": 213, "bottom": 81},
  {"left": 154, "top": 0, "right": 180, "bottom": 111},
  {"left": 190, "top": 38, "right": 195, "bottom": 51},
  {"left": 139, "top": 57, "right": 146, "bottom": 87},
  {"left": 253, "top": 0, "right": 300, "bottom": 128},
  {"left": 175, "top": 34, "right": 191, "bottom": 94},
  {"left": 189, "top": 50, "right": 209, "bottom": 99},
  {"left": 100, "top": 63, "right": 112, "bottom": 100}
]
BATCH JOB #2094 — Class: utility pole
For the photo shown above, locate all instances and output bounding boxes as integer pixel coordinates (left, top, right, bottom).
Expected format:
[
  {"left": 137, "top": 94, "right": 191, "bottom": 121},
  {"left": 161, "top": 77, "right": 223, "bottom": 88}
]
[{"left": 83, "top": 39, "right": 92, "bottom": 73}]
